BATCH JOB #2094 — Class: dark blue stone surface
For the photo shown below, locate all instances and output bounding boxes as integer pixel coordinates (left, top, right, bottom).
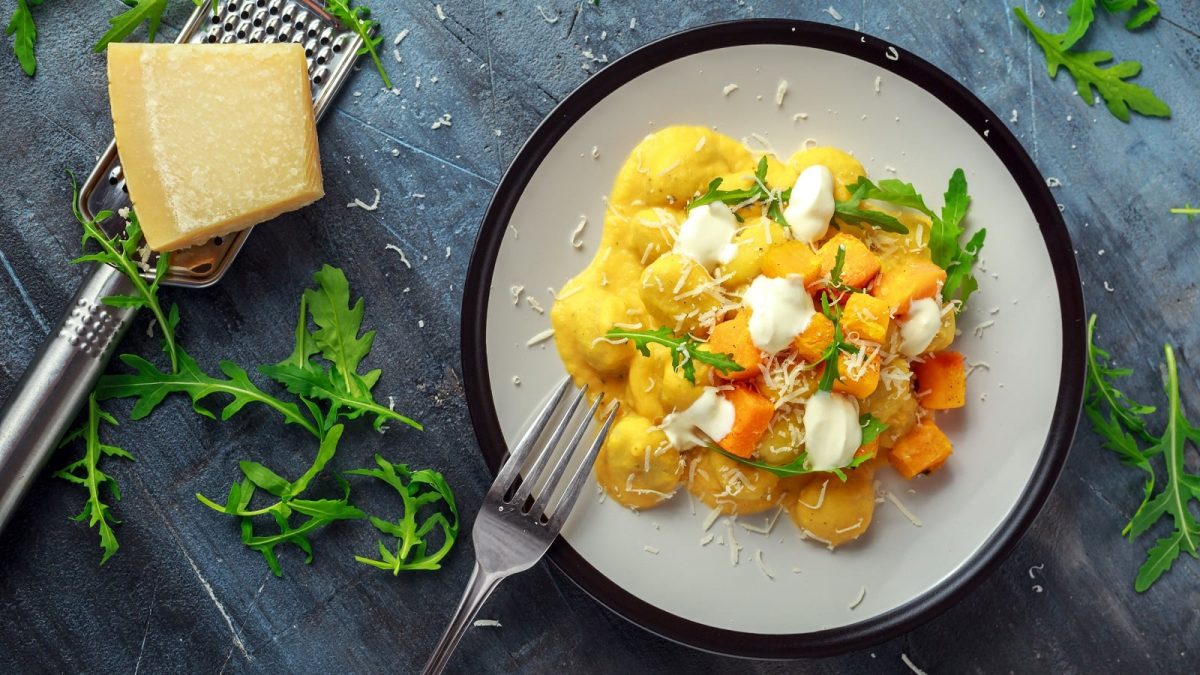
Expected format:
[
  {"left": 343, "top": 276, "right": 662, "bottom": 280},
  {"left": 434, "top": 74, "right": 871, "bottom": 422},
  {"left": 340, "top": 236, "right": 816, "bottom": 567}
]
[{"left": 1, "top": 1, "right": 1198, "bottom": 672}]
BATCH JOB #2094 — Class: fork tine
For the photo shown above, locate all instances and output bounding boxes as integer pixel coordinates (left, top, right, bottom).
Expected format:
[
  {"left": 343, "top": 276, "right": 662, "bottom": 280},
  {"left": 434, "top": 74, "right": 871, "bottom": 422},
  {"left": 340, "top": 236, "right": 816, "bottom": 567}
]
[
  {"left": 548, "top": 402, "right": 619, "bottom": 526},
  {"left": 527, "top": 393, "right": 605, "bottom": 520},
  {"left": 510, "top": 383, "right": 589, "bottom": 506},
  {"left": 488, "top": 376, "right": 572, "bottom": 500}
]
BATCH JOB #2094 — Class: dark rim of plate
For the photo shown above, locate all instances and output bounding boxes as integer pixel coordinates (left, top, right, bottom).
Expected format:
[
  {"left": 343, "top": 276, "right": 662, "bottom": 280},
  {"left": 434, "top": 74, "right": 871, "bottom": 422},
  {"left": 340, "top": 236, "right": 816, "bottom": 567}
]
[{"left": 459, "top": 18, "right": 1085, "bottom": 659}]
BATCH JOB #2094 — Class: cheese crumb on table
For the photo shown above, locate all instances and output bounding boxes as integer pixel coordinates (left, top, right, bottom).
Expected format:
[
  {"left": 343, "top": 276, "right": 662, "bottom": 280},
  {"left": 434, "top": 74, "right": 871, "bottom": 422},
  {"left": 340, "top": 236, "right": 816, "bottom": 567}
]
[{"left": 347, "top": 188, "right": 381, "bottom": 210}]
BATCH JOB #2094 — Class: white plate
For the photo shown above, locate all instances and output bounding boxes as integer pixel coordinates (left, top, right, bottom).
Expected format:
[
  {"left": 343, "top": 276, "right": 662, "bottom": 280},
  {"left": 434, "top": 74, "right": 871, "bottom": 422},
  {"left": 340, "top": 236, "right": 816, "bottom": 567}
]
[{"left": 461, "top": 20, "right": 1084, "bottom": 658}]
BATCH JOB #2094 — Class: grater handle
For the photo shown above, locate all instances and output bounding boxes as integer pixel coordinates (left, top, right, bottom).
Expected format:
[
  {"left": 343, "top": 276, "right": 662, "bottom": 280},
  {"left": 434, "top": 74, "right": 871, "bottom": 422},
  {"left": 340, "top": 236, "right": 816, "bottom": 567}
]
[{"left": 0, "top": 263, "right": 137, "bottom": 534}]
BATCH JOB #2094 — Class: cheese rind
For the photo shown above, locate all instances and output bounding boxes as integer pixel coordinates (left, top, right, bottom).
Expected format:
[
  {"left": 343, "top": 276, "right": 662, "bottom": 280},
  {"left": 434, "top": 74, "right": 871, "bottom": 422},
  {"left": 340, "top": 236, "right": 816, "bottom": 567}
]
[{"left": 107, "top": 43, "right": 323, "bottom": 252}]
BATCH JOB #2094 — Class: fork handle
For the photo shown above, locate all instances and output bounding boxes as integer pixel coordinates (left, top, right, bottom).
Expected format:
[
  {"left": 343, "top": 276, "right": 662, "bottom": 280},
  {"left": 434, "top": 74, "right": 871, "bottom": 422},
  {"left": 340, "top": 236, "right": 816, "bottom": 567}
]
[
  {"left": 422, "top": 562, "right": 503, "bottom": 675},
  {"left": 0, "top": 263, "right": 137, "bottom": 534}
]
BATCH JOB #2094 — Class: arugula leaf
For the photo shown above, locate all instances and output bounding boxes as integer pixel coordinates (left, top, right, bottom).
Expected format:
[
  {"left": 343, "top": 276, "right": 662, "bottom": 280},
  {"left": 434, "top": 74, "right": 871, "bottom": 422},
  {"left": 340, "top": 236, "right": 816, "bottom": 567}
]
[
  {"left": 604, "top": 326, "right": 743, "bottom": 384},
  {"left": 859, "top": 413, "right": 888, "bottom": 445},
  {"left": 1127, "top": 345, "right": 1200, "bottom": 591},
  {"left": 6, "top": 0, "right": 43, "bottom": 76},
  {"left": 347, "top": 455, "right": 459, "bottom": 574},
  {"left": 1085, "top": 314, "right": 1157, "bottom": 441},
  {"left": 707, "top": 414, "right": 883, "bottom": 482},
  {"left": 53, "top": 394, "right": 133, "bottom": 565},
  {"left": 97, "top": 348, "right": 321, "bottom": 438},
  {"left": 93, "top": 0, "right": 168, "bottom": 53},
  {"left": 1085, "top": 315, "right": 1200, "bottom": 591},
  {"left": 259, "top": 266, "right": 421, "bottom": 432},
  {"left": 324, "top": 0, "right": 393, "bottom": 89},
  {"left": 688, "top": 157, "right": 790, "bottom": 227},
  {"left": 833, "top": 178, "right": 910, "bottom": 234},
  {"left": 821, "top": 244, "right": 856, "bottom": 296},
  {"left": 197, "top": 426, "right": 367, "bottom": 576},
  {"left": 1014, "top": 6, "right": 1170, "bottom": 122},
  {"left": 69, "top": 175, "right": 180, "bottom": 372},
  {"left": 1170, "top": 205, "right": 1199, "bottom": 221},
  {"left": 927, "top": 169, "right": 987, "bottom": 309},
  {"left": 1058, "top": 0, "right": 1097, "bottom": 50},
  {"left": 816, "top": 295, "right": 859, "bottom": 393},
  {"left": 1100, "top": 0, "right": 1159, "bottom": 29}
]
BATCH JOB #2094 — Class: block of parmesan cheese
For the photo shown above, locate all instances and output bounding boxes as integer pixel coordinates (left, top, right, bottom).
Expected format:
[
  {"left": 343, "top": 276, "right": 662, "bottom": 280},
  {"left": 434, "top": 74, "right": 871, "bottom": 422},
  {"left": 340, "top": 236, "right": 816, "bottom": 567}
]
[{"left": 107, "top": 43, "right": 323, "bottom": 251}]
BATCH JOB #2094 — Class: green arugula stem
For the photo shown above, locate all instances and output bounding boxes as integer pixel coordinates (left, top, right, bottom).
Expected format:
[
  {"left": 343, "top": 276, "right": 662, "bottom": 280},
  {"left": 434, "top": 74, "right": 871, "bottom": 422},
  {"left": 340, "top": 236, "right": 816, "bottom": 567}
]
[
  {"left": 53, "top": 394, "right": 132, "bottom": 564},
  {"left": 1169, "top": 206, "right": 1199, "bottom": 221},
  {"left": 70, "top": 177, "right": 180, "bottom": 372}
]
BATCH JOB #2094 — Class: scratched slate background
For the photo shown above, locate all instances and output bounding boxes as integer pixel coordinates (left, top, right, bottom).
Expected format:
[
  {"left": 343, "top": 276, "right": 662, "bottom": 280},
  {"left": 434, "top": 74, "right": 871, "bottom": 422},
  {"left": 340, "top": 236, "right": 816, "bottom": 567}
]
[{"left": 1, "top": 0, "right": 1198, "bottom": 673}]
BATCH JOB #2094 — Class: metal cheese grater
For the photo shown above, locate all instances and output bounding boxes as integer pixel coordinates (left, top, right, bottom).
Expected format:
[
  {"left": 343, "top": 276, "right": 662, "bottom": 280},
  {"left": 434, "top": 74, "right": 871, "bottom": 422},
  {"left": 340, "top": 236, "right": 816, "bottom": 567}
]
[{"left": 0, "top": 0, "right": 367, "bottom": 532}]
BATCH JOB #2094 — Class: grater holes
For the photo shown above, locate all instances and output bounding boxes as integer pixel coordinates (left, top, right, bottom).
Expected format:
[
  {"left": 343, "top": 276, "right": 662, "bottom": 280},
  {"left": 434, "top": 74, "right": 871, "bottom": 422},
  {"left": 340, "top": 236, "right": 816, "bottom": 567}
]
[
  {"left": 315, "top": 47, "right": 330, "bottom": 65},
  {"left": 304, "top": 37, "right": 317, "bottom": 58},
  {"left": 312, "top": 67, "right": 328, "bottom": 85},
  {"left": 306, "top": 20, "right": 320, "bottom": 38},
  {"left": 213, "top": 236, "right": 224, "bottom": 246},
  {"left": 317, "top": 27, "right": 333, "bottom": 45}
]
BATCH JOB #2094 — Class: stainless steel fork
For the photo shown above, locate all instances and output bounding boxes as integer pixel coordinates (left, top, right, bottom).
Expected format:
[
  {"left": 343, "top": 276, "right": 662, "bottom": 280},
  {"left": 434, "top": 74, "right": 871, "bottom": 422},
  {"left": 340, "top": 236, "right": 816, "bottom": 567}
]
[{"left": 422, "top": 378, "right": 618, "bottom": 675}]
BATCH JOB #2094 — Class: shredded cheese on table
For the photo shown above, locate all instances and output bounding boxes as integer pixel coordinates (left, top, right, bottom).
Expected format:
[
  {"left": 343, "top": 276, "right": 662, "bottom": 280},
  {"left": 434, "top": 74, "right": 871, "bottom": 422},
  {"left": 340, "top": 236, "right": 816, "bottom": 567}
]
[{"left": 347, "top": 188, "right": 381, "bottom": 210}]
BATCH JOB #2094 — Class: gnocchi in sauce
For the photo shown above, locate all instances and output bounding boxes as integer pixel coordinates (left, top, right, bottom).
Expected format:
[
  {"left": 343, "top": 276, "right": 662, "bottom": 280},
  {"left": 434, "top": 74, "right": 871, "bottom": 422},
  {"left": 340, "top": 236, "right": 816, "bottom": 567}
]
[{"left": 551, "top": 126, "right": 969, "bottom": 548}]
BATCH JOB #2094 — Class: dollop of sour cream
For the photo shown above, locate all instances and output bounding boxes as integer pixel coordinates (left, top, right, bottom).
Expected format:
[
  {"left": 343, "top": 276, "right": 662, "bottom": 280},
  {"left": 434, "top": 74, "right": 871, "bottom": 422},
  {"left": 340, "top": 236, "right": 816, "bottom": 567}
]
[
  {"left": 783, "top": 165, "right": 836, "bottom": 243},
  {"left": 899, "top": 297, "right": 942, "bottom": 357},
  {"left": 803, "top": 390, "right": 862, "bottom": 471},
  {"left": 673, "top": 203, "right": 739, "bottom": 271},
  {"left": 742, "top": 275, "right": 816, "bottom": 355},
  {"left": 661, "top": 387, "right": 735, "bottom": 450}
]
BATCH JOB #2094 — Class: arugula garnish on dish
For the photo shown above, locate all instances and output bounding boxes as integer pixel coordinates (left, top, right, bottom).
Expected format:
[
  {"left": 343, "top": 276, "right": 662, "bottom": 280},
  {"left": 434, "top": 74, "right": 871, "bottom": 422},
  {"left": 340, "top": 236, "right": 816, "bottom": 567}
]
[
  {"left": 710, "top": 414, "right": 886, "bottom": 482},
  {"left": 688, "top": 156, "right": 790, "bottom": 227},
  {"left": 815, "top": 294, "right": 859, "bottom": 393},
  {"left": 605, "top": 326, "right": 744, "bottom": 385},
  {"left": 1085, "top": 314, "right": 1200, "bottom": 591},
  {"left": 1014, "top": 0, "right": 1169, "bottom": 122}
]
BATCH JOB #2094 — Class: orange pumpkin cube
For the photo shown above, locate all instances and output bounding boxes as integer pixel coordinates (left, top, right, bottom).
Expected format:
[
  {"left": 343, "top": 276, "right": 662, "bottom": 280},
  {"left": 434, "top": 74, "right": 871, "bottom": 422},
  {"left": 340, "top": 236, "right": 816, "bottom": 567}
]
[
  {"left": 819, "top": 233, "right": 880, "bottom": 289},
  {"left": 792, "top": 312, "right": 835, "bottom": 363},
  {"left": 841, "top": 293, "right": 891, "bottom": 344},
  {"left": 872, "top": 259, "right": 947, "bottom": 315},
  {"left": 913, "top": 351, "right": 966, "bottom": 409},
  {"left": 761, "top": 241, "right": 822, "bottom": 288},
  {"left": 830, "top": 350, "right": 881, "bottom": 399},
  {"left": 718, "top": 386, "right": 775, "bottom": 458},
  {"left": 706, "top": 312, "right": 761, "bottom": 381},
  {"left": 889, "top": 420, "right": 953, "bottom": 479}
]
